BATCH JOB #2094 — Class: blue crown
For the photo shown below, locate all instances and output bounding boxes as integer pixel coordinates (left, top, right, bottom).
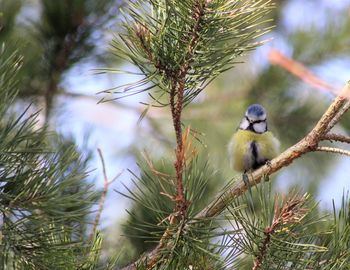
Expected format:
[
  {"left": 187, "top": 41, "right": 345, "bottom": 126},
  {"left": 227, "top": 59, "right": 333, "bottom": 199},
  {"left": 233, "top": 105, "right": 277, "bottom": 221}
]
[{"left": 246, "top": 104, "right": 266, "bottom": 117}]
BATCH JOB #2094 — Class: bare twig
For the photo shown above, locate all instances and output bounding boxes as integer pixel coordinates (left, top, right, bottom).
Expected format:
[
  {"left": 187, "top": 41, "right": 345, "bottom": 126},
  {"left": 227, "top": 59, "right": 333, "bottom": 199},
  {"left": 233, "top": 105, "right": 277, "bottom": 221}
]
[
  {"left": 314, "top": 146, "right": 350, "bottom": 157},
  {"left": 89, "top": 148, "right": 121, "bottom": 241},
  {"left": 325, "top": 100, "right": 350, "bottom": 131},
  {"left": 322, "top": 133, "right": 350, "bottom": 144}
]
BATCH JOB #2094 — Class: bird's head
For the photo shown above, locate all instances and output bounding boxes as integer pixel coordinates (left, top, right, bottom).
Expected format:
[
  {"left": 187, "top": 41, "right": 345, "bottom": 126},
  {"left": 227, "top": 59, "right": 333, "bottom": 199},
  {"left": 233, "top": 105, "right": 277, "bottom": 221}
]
[{"left": 239, "top": 104, "right": 268, "bottom": 133}]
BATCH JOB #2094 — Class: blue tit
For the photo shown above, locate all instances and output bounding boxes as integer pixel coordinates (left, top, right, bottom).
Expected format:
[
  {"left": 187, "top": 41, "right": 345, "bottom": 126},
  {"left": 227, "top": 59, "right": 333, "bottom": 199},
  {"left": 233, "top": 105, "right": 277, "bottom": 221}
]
[{"left": 228, "top": 104, "right": 280, "bottom": 173}]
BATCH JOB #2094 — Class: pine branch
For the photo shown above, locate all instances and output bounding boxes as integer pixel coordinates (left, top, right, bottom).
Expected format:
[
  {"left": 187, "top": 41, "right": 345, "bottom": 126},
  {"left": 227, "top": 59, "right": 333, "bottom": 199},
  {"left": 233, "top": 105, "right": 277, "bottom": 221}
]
[
  {"left": 125, "top": 2, "right": 211, "bottom": 268},
  {"left": 195, "top": 81, "right": 350, "bottom": 220},
  {"left": 0, "top": 45, "right": 101, "bottom": 268},
  {"left": 325, "top": 100, "right": 350, "bottom": 131},
  {"left": 38, "top": 0, "right": 119, "bottom": 122},
  {"left": 105, "top": 0, "right": 274, "bottom": 105},
  {"left": 314, "top": 146, "right": 350, "bottom": 158},
  {"left": 116, "top": 0, "right": 350, "bottom": 268},
  {"left": 171, "top": 0, "right": 207, "bottom": 218},
  {"left": 252, "top": 194, "right": 307, "bottom": 270},
  {"left": 322, "top": 133, "right": 350, "bottom": 144}
]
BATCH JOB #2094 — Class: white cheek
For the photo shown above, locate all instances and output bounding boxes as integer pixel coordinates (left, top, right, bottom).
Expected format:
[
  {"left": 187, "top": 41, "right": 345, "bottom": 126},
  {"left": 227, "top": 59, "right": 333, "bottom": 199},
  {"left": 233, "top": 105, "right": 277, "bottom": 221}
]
[
  {"left": 253, "top": 122, "right": 266, "bottom": 133},
  {"left": 239, "top": 118, "right": 250, "bottom": 129}
]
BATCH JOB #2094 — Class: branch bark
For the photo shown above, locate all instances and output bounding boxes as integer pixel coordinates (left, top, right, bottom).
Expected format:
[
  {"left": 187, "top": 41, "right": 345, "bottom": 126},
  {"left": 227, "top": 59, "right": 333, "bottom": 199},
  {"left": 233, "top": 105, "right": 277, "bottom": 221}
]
[
  {"left": 322, "top": 133, "right": 350, "bottom": 144},
  {"left": 123, "top": 1, "right": 207, "bottom": 269},
  {"left": 314, "top": 146, "right": 350, "bottom": 157}
]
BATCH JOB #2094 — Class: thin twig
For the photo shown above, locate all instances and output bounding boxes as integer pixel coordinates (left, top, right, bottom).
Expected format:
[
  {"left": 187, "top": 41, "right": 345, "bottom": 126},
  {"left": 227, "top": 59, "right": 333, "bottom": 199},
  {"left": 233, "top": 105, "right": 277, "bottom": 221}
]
[
  {"left": 314, "top": 146, "right": 350, "bottom": 157},
  {"left": 89, "top": 148, "right": 121, "bottom": 241},
  {"left": 322, "top": 133, "right": 350, "bottom": 144},
  {"left": 325, "top": 100, "right": 350, "bottom": 131}
]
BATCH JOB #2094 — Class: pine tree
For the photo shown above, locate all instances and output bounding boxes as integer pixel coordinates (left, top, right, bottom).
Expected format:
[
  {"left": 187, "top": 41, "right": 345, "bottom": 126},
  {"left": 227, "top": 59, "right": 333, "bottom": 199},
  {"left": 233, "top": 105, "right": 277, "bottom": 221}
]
[
  {"left": 0, "top": 0, "right": 120, "bottom": 121},
  {"left": 100, "top": 0, "right": 350, "bottom": 269},
  {"left": 0, "top": 43, "right": 117, "bottom": 270},
  {"left": 2, "top": 0, "right": 350, "bottom": 269},
  {"left": 0, "top": 1, "right": 123, "bottom": 268}
]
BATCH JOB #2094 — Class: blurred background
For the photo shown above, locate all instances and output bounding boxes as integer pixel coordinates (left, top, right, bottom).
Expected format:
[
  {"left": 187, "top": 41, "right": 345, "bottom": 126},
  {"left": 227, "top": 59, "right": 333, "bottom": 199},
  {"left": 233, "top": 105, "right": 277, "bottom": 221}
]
[{"left": 1, "top": 0, "right": 350, "bottom": 265}]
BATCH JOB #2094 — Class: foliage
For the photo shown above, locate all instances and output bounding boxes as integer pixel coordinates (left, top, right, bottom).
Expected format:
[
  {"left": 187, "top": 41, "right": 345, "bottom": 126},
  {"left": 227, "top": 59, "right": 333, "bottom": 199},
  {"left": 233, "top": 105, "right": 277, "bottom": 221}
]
[
  {"left": 121, "top": 164, "right": 350, "bottom": 270},
  {"left": 0, "top": 45, "right": 106, "bottom": 269},
  {"left": 0, "top": 0, "right": 122, "bottom": 119},
  {"left": 1, "top": 0, "right": 350, "bottom": 269},
  {"left": 119, "top": 158, "right": 219, "bottom": 263},
  {"left": 104, "top": 0, "right": 274, "bottom": 106},
  {"left": 223, "top": 182, "right": 325, "bottom": 269}
]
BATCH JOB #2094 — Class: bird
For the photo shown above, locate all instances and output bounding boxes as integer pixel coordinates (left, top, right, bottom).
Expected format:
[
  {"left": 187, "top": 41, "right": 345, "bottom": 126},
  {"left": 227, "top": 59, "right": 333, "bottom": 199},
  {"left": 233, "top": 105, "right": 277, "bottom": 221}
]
[{"left": 228, "top": 104, "right": 280, "bottom": 174}]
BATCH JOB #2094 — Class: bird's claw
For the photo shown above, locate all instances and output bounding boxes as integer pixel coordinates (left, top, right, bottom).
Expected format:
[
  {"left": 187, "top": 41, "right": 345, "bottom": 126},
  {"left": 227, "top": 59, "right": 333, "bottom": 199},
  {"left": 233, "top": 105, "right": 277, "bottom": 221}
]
[{"left": 242, "top": 173, "right": 250, "bottom": 187}]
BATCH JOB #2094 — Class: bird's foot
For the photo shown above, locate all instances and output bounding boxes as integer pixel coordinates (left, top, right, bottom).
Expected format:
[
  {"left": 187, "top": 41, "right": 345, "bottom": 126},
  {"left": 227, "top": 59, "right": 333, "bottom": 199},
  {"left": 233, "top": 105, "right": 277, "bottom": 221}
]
[
  {"left": 265, "top": 160, "right": 272, "bottom": 169},
  {"left": 242, "top": 172, "right": 250, "bottom": 187},
  {"left": 264, "top": 160, "right": 272, "bottom": 181},
  {"left": 242, "top": 172, "right": 254, "bottom": 211}
]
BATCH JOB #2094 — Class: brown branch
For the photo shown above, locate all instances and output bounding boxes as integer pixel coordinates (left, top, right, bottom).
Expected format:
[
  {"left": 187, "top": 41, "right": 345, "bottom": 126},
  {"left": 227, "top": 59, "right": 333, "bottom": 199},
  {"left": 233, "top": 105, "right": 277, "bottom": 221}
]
[
  {"left": 89, "top": 148, "right": 121, "bottom": 241},
  {"left": 123, "top": 2, "right": 207, "bottom": 269},
  {"left": 325, "top": 99, "right": 350, "bottom": 131},
  {"left": 134, "top": 23, "right": 174, "bottom": 78},
  {"left": 195, "top": 81, "right": 350, "bottom": 220},
  {"left": 45, "top": 33, "right": 78, "bottom": 122},
  {"left": 314, "top": 146, "right": 350, "bottom": 157},
  {"left": 322, "top": 133, "right": 350, "bottom": 144},
  {"left": 171, "top": 0, "right": 205, "bottom": 211},
  {"left": 44, "top": 12, "right": 107, "bottom": 122}
]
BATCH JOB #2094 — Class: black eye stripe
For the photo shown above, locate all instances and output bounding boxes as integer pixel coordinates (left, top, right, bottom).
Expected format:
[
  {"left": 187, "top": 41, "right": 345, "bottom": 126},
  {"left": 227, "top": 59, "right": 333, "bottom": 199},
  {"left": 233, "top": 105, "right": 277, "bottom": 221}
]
[
  {"left": 253, "top": 119, "right": 266, "bottom": 124},
  {"left": 245, "top": 116, "right": 266, "bottom": 124}
]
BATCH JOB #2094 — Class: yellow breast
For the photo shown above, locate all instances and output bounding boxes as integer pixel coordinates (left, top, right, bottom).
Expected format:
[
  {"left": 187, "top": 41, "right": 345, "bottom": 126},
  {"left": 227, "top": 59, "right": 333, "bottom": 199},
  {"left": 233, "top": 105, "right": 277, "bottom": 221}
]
[{"left": 228, "top": 129, "right": 280, "bottom": 172}]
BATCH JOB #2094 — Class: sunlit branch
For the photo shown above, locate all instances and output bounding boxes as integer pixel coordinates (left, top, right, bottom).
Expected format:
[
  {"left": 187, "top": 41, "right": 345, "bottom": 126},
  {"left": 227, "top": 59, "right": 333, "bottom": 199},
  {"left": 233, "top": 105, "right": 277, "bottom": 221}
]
[{"left": 314, "top": 146, "right": 350, "bottom": 158}]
